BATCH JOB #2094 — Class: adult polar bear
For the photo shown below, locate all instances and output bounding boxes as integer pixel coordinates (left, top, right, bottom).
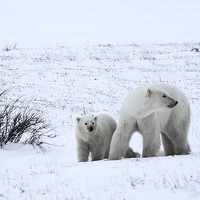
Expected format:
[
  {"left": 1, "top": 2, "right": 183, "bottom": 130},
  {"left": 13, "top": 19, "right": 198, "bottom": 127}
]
[{"left": 109, "top": 83, "right": 191, "bottom": 159}]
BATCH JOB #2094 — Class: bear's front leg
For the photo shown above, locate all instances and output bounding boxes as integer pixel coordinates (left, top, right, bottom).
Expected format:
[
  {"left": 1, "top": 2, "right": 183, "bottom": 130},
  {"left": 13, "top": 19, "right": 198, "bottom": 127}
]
[
  {"left": 76, "top": 138, "right": 90, "bottom": 162},
  {"left": 137, "top": 116, "right": 161, "bottom": 157},
  {"left": 141, "top": 128, "right": 161, "bottom": 157},
  {"left": 109, "top": 118, "right": 137, "bottom": 160}
]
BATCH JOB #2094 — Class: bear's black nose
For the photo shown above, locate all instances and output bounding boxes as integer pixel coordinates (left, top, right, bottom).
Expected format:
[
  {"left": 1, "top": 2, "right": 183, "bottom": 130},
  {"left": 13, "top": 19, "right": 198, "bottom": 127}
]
[
  {"left": 88, "top": 126, "right": 93, "bottom": 132},
  {"left": 168, "top": 101, "right": 178, "bottom": 108}
]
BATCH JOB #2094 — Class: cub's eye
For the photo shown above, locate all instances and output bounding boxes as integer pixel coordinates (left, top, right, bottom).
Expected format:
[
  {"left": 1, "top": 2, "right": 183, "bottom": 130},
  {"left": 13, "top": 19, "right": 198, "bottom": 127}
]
[
  {"left": 84, "top": 123, "right": 87, "bottom": 125},
  {"left": 92, "top": 122, "right": 94, "bottom": 125},
  {"left": 163, "top": 95, "right": 166, "bottom": 98}
]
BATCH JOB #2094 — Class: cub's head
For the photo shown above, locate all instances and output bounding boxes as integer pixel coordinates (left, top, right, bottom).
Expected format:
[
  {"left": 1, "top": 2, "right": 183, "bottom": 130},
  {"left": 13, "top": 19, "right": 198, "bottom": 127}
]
[
  {"left": 145, "top": 88, "right": 178, "bottom": 111},
  {"left": 76, "top": 116, "right": 98, "bottom": 135}
]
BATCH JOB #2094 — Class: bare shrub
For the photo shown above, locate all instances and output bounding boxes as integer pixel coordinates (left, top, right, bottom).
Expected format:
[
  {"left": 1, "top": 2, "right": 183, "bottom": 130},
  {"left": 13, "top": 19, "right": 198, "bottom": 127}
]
[
  {"left": 0, "top": 91, "right": 56, "bottom": 149},
  {"left": 2, "top": 43, "right": 17, "bottom": 52}
]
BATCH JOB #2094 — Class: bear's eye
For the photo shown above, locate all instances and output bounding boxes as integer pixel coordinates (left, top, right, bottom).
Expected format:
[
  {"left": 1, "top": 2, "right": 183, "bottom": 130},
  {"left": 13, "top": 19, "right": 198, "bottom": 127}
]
[
  {"left": 92, "top": 122, "right": 94, "bottom": 125},
  {"left": 85, "top": 123, "right": 87, "bottom": 125},
  {"left": 163, "top": 95, "right": 166, "bottom": 98}
]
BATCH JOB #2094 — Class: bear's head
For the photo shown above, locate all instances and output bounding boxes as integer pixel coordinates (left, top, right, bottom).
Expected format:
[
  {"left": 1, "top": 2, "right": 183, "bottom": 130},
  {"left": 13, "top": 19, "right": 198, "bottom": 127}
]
[
  {"left": 76, "top": 116, "right": 98, "bottom": 137},
  {"left": 121, "top": 86, "right": 179, "bottom": 120},
  {"left": 145, "top": 88, "right": 178, "bottom": 111}
]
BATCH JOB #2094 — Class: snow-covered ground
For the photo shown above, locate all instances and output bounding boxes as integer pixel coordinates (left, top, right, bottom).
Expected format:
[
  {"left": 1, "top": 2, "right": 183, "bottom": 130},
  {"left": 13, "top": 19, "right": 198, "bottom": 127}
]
[{"left": 0, "top": 1, "right": 200, "bottom": 199}]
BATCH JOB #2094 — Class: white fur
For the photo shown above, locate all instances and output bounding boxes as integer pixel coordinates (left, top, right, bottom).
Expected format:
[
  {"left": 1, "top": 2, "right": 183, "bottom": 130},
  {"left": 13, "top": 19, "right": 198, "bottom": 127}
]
[
  {"left": 109, "top": 83, "right": 191, "bottom": 159},
  {"left": 75, "top": 114, "right": 117, "bottom": 162}
]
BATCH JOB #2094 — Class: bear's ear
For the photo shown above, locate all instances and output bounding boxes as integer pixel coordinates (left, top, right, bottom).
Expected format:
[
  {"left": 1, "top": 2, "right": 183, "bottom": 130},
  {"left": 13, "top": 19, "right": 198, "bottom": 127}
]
[
  {"left": 76, "top": 117, "right": 81, "bottom": 123},
  {"left": 147, "top": 88, "right": 153, "bottom": 97},
  {"left": 94, "top": 116, "right": 98, "bottom": 122}
]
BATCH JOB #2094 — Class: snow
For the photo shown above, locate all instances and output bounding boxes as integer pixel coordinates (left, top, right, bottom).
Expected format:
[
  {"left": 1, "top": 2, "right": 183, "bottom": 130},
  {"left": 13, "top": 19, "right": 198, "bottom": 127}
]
[{"left": 0, "top": 0, "right": 200, "bottom": 199}]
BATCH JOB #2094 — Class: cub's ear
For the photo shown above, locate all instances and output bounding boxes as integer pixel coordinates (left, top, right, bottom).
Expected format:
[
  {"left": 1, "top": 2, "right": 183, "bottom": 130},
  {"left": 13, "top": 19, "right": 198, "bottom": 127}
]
[
  {"left": 76, "top": 117, "right": 81, "bottom": 123},
  {"left": 147, "top": 88, "right": 153, "bottom": 97},
  {"left": 94, "top": 116, "right": 98, "bottom": 121}
]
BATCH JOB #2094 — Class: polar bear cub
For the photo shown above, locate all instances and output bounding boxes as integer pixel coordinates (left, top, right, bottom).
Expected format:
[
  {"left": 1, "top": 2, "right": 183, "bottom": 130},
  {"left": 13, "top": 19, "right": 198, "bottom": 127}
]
[
  {"left": 109, "top": 83, "right": 191, "bottom": 160},
  {"left": 75, "top": 114, "right": 140, "bottom": 162},
  {"left": 76, "top": 114, "right": 115, "bottom": 162}
]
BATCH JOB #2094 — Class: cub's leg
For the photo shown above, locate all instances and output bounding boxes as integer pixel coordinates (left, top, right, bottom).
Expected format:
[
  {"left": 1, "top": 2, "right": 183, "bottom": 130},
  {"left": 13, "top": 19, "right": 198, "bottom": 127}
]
[{"left": 76, "top": 138, "right": 90, "bottom": 162}]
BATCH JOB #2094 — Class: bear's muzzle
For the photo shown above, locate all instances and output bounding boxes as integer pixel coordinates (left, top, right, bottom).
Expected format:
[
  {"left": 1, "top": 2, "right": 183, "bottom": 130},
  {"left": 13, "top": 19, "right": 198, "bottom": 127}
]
[{"left": 167, "top": 101, "right": 178, "bottom": 108}]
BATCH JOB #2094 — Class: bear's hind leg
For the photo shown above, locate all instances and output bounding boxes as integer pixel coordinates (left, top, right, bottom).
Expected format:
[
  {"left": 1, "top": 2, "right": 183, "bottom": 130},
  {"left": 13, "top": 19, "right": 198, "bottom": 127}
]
[
  {"left": 164, "top": 110, "right": 191, "bottom": 155},
  {"left": 173, "top": 131, "right": 190, "bottom": 155},
  {"left": 161, "top": 132, "right": 175, "bottom": 156},
  {"left": 165, "top": 127, "right": 190, "bottom": 155},
  {"left": 124, "top": 147, "right": 141, "bottom": 158}
]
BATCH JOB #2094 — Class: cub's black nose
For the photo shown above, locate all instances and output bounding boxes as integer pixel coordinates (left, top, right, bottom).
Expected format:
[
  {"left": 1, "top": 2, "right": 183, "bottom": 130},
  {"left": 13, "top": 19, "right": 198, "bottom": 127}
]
[{"left": 88, "top": 126, "right": 93, "bottom": 132}]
